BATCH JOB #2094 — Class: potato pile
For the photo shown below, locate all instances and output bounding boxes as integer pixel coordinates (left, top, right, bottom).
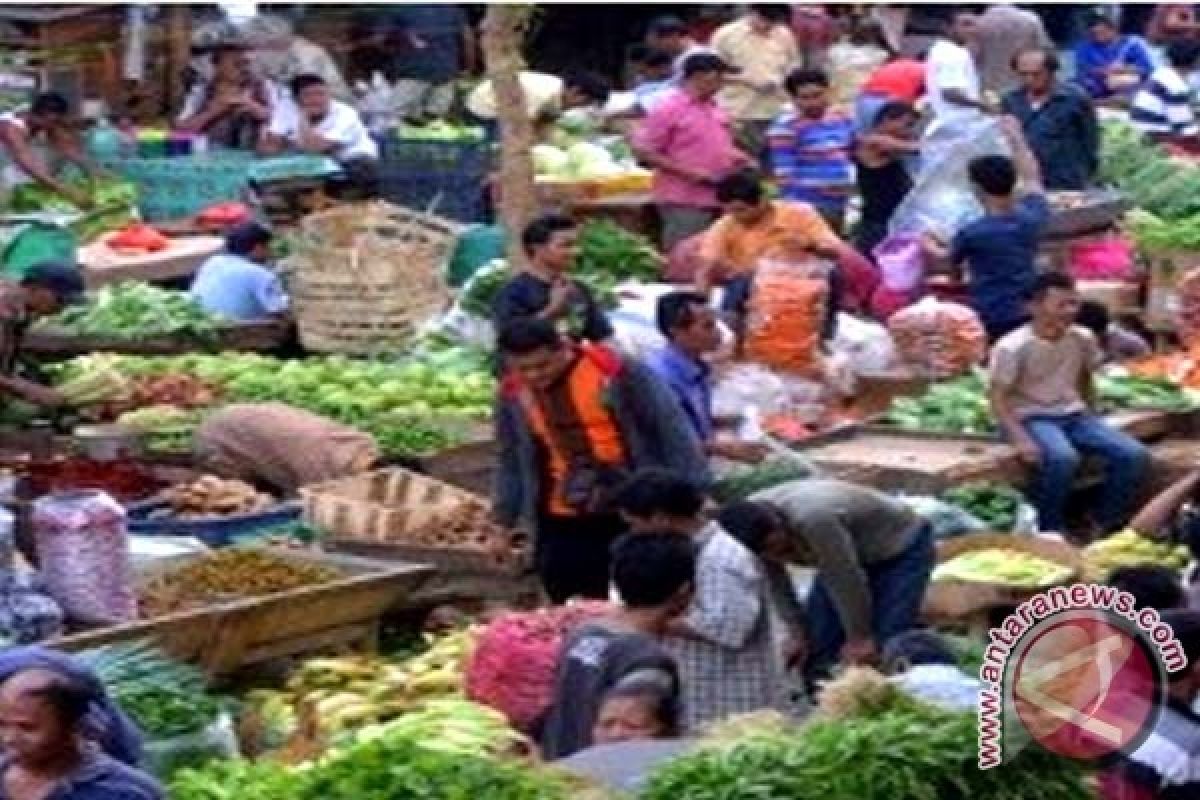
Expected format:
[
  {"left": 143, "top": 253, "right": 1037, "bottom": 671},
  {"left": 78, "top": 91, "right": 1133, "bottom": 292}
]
[{"left": 164, "top": 476, "right": 275, "bottom": 518}]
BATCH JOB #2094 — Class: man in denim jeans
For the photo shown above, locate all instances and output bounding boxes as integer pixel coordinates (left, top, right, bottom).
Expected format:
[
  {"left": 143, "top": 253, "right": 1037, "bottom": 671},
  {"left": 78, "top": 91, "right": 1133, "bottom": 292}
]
[{"left": 988, "top": 272, "right": 1149, "bottom": 534}]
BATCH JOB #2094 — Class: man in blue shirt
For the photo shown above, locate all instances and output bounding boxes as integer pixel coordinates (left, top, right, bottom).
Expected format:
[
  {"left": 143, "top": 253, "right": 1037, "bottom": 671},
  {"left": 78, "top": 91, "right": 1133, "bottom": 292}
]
[
  {"left": 189, "top": 222, "right": 288, "bottom": 322},
  {"left": 1073, "top": 10, "right": 1154, "bottom": 101},
  {"left": 927, "top": 118, "right": 1048, "bottom": 341},
  {"left": 649, "top": 291, "right": 764, "bottom": 463}
]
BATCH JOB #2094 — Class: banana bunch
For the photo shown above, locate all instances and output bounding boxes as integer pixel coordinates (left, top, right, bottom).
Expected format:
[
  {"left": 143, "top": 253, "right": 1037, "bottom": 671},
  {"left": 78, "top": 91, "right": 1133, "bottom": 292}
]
[
  {"left": 1082, "top": 529, "right": 1192, "bottom": 581},
  {"left": 281, "top": 628, "right": 477, "bottom": 736},
  {"left": 349, "top": 697, "right": 527, "bottom": 758},
  {"left": 58, "top": 366, "right": 131, "bottom": 408}
]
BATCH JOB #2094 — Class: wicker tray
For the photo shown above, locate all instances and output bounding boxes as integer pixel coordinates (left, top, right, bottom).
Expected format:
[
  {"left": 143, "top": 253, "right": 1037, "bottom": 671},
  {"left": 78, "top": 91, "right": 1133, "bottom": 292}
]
[
  {"left": 53, "top": 546, "right": 432, "bottom": 679},
  {"left": 922, "top": 533, "right": 1083, "bottom": 619},
  {"left": 300, "top": 468, "right": 481, "bottom": 540}
]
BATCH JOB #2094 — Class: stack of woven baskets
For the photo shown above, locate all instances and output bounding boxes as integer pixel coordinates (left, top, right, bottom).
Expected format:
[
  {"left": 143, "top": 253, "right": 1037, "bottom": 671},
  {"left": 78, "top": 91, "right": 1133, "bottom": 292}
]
[{"left": 286, "top": 202, "right": 459, "bottom": 355}]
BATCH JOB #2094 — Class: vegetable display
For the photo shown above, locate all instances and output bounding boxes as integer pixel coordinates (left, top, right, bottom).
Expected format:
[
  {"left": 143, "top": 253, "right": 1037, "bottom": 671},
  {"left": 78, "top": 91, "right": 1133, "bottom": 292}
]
[
  {"left": 743, "top": 260, "right": 827, "bottom": 375},
  {"left": 116, "top": 406, "right": 204, "bottom": 454},
  {"left": 932, "top": 548, "right": 1075, "bottom": 588},
  {"left": 55, "top": 346, "right": 495, "bottom": 458},
  {"left": 106, "top": 223, "right": 170, "bottom": 254},
  {"left": 1082, "top": 529, "right": 1192, "bottom": 581},
  {"left": 712, "top": 456, "right": 816, "bottom": 503},
  {"left": 396, "top": 121, "right": 486, "bottom": 142},
  {"left": 1095, "top": 374, "right": 1196, "bottom": 412},
  {"left": 138, "top": 550, "right": 341, "bottom": 617},
  {"left": 38, "top": 283, "right": 222, "bottom": 341},
  {"left": 161, "top": 476, "right": 276, "bottom": 518},
  {"left": 940, "top": 482, "right": 1025, "bottom": 531},
  {"left": 9, "top": 176, "right": 138, "bottom": 215}
]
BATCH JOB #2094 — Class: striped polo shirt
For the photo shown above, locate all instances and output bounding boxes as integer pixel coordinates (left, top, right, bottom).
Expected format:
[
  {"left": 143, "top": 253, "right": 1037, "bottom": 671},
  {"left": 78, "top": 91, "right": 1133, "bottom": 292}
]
[
  {"left": 766, "top": 108, "right": 856, "bottom": 212},
  {"left": 1131, "top": 65, "right": 1198, "bottom": 136}
]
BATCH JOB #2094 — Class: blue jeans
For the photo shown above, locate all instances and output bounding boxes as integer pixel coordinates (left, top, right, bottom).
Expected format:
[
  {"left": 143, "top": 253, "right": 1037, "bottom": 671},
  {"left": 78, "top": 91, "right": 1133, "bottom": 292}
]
[
  {"left": 806, "top": 524, "right": 935, "bottom": 683},
  {"left": 1022, "top": 413, "right": 1149, "bottom": 533}
]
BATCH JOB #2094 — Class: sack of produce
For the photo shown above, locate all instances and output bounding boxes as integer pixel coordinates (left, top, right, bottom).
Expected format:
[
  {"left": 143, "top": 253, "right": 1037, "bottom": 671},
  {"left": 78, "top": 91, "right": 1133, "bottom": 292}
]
[
  {"left": 465, "top": 602, "right": 609, "bottom": 732},
  {"left": 743, "top": 257, "right": 829, "bottom": 376},
  {"left": 829, "top": 313, "right": 895, "bottom": 377},
  {"left": 887, "top": 297, "right": 986, "bottom": 379},
  {"left": 142, "top": 710, "right": 238, "bottom": 780},
  {"left": 1177, "top": 266, "right": 1200, "bottom": 344},
  {"left": 32, "top": 490, "right": 136, "bottom": 622}
]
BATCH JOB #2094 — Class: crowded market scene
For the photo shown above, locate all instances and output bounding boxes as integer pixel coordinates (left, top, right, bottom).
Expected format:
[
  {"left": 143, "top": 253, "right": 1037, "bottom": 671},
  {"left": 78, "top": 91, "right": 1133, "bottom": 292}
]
[{"left": 4, "top": 1, "right": 1200, "bottom": 798}]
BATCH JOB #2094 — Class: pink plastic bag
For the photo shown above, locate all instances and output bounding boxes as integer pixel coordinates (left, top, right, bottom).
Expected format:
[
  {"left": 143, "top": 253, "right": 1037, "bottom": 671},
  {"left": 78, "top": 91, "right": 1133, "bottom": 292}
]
[
  {"left": 1068, "top": 237, "right": 1134, "bottom": 281},
  {"left": 874, "top": 233, "right": 926, "bottom": 293}
]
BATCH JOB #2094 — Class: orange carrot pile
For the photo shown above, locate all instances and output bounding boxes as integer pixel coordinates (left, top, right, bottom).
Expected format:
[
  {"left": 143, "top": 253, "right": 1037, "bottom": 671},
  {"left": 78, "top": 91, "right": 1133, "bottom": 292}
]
[{"left": 743, "top": 259, "right": 828, "bottom": 376}]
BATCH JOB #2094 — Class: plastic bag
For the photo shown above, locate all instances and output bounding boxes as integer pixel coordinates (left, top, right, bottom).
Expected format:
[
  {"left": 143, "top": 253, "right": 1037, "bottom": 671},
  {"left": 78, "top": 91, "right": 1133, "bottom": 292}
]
[
  {"left": 743, "top": 257, "right": 830, "bottom": 375},
  {"left": 890, "top": 116, "right": 1010, "bottom": 240},
  {"left": 887, "top": 297, "right": 987, "bottom": 379},
  {"left": 142, "top": 711, "right": 239, "bottom": 779},
  {"left": 1068, "top": 236, "right": 1134, "bottom": 281},
  {"left": 829, "top": 313, "right": 896, "bottom": 376},
  {"left": 712, "top": 363, "right": 790, "bottom": 419},
  {"left": 874, "top": 233, "right": 926, "bottom": 293},
  {"left": 32, "top": 490, "right": 136, "bottom": 622}
]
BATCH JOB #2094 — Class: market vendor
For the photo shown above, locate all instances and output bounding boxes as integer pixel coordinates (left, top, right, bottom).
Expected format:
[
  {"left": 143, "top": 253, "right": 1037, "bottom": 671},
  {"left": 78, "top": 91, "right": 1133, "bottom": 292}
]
[
  {"left": 718, "top": 478, "right": 935, "bottom": 685},
  {"left": 190, "top": 221, "right": 288, "bottom": 322},
  {"left": 259, "top": 74, "right": 379, "bottom": 196},
  {"left": 0, "top": 667, "right": 163, "bottom": 800},
  {"left": 492, "top": 214, "right": 613, "bottom": 346},
  {"left": 491, "top": 319, "right": 706, "bottom": 604},
  {"left": 1073, "top": 10, "right": 1154, "bottom": 102},
  {"left": 650, "top": 291, "right": 765, "bottom": 464},
  {"left": 193, "top": 403, "right": 380, "bottom": 494},
  {"left": 0, "top": 93, "right": 100, "bottom": 210},
  {"left": 176, "top": 42, "right": 281, "bottom": 149},
  {"left": 0, "top": 262, "right": 84, "bottom": 411},
  {"left": 696, "top": 170, "right": 843, "bottom": 339},
  {"left": 988, "top": 272, "right": 1149, "bottom": 534}
]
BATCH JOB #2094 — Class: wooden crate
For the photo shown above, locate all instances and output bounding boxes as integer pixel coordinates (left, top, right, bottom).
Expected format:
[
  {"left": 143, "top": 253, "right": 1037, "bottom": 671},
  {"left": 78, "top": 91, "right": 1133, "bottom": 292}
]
[
  {"left": 22, "top": 319, "right": 292, "bottom": 359},
  {"left": 54, "top": 547, "right": 432, "bottom": 679}
]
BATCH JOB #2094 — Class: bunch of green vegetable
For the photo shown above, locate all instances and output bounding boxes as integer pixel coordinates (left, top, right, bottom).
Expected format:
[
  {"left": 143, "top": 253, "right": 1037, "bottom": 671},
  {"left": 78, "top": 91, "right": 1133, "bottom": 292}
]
[
  {"left": 56, "top": 345, "right": 496, "bottom": 458},
  {"left": 712, "top": 456, "right": 816, "bottom": 502},
  {"left": 940, "top": 482, "right": 1025, "bottom": 531},
  {"left": 9, "top": 176, "right": 138, "bottom": 215},
  {"left": 38, "top": 282, "right": 222, "bottom": 341},
  {"left": 639, "top": 694, "right": 1091, "bottom": 800},
  {"left": 1100, "top": 120, "right": 1200, "bottom": 219},
  {"left": 882, "top": 371, "right": 994, "bottom": 435},
  {"left": 1096, "top": 374, "right": 1196, "bottom": 412},
  {"left": 170, "top": 760, "right": 303, "bottom": 800},
  {"left": 113, "top": 683, "right": 221, "bottom": 739}
]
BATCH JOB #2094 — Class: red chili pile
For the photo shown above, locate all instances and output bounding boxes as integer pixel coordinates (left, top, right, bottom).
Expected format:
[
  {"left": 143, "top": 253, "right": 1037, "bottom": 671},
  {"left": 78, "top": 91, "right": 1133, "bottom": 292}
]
[{"left": 25, "top": 457, "right": 163, "bottom": 502}]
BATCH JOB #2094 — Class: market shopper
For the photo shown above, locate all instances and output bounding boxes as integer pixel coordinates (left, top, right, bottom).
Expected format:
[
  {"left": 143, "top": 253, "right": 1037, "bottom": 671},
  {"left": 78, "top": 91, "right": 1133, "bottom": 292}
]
[
  {"left": 853, "top": 101, "right": 918, "bottom": 259},
  {"left": 0, "top": 93, "right": 102, "bottom": 210},
  {"left": 644, "top": 15, "right": 710, "bottom": 80},
  {"left": 491, "top": 320, "right": 706, "bottom": 604},
  {"left": 1074, "top": 10, "right": 1155, "bottom": 102},
  {"left": 718, "top": 478, "right": 935, "bottom": 684},
  {"left": 824, "top": 18, "right": 890, "bottom": 106},
  {"left": 855, "top": 55, "right": 925, "bottom": 133},
  {"left": 175, "top": 43, "right": 279, "bottom": 149},
  {"left": 1130, "top": 39, "right": 1200, "bottom": 147},
  {"left": 988, "top": 272, "right": 1150, "bottom": 534},
  {"left": 193, "top": 403, "right": 380, "bottom": 494},
  {"left": 766, "top": 68, "right": 856, "bottom": 233},
  {"left": 924, "top": 118, "right": 1047, "bottom": 342},
  {"left": 244, "top": 14, "right": 352, "bottom": 103},
  {"left": 710, "top": 5, "right": 800, "bottom": 160},
  {"left": 614, "top": 469, "right": 790, "bottom": 729},
  {"left": 974, "top": 4, "right": 1051, "bottom": 96},
  {"left": 259, "top": 74, "right": 379, "bottom": 195},
  {"left": 190, "top": 221, "right": 288, "bottom": 322},
  {"left": 0, "top": 668, "right": 163, "bottom": 800},
  {"left": 541, "top": 532, "right": 692, "bottom": 759},
  {"left": 1003, "top": 47, "right": 1099, "bottom": 191},
  {"left": 924, "top": 10, "right": 991, "bottom": 140},
  {"left": 0, "top": 262, "right": 83, "bottom": 412},
  {"left": 1076, "top": 301, "right": 1151, "bottom": 363},
  {"left": 650, "top": 291, "right": 765, "bottom": 464},
  {"left": 492, "top": 214, "right": 613, "bottom": 345},
  {"left": 633, "top": 53, "right": 751, "bottom": 251}
]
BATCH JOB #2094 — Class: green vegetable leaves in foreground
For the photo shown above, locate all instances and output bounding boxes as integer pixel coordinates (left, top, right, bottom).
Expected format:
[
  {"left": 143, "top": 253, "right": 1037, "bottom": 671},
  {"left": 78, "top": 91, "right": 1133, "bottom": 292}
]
[{"left": 38, "top": 282, "right": 222, "bottom": 342}]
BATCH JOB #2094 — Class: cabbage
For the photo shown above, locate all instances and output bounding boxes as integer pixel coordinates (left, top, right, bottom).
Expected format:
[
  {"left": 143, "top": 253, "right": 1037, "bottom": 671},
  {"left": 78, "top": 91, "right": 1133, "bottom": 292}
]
[
  {"left": 532, "top": 144, "right": 571, "bottom": 177},
  {"left": 565, "top": 141, "right": 618, "bottom": 178}
]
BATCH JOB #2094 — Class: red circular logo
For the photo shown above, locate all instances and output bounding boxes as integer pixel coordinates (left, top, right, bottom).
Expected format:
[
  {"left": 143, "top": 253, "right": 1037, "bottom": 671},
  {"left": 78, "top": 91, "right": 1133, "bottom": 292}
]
[{"left": 1008, "top": 609, "right": 1165, "bottom": 761}]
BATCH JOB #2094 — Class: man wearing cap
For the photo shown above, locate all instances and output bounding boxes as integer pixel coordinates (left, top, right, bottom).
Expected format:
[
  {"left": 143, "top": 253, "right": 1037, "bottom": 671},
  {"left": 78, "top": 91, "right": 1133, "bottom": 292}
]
[
  {"left": 0, "top": 262, "right": 84, "bottom": 410},
  {"left": 633, "top": 52, "right": 752, "bottom": 252}
]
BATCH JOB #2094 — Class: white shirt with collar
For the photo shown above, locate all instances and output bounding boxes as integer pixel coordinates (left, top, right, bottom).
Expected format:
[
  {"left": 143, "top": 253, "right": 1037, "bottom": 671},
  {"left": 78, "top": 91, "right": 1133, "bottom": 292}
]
[{"left": 266, "top": 98, "right": 378, "bottom": 162}]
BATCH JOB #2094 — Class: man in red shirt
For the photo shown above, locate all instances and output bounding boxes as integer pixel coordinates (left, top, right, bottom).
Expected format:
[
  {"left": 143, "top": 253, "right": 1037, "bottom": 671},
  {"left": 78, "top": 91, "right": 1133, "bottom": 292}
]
[{"left": 855, "top": 56, "right": 926, "bottom": 131}]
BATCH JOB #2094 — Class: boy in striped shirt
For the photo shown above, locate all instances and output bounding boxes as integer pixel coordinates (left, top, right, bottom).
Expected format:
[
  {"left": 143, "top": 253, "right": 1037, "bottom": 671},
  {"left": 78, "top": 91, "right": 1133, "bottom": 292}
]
[
  {"left": 766, "top": 68, "right": 856, "bottom": 233},
  {"left": 1131, "top": 40, "right": 1200, "bottom": 147}
]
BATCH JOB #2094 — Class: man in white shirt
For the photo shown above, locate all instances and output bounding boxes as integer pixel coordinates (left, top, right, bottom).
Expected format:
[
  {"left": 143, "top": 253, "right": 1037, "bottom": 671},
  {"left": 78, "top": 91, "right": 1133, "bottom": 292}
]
[
  {"left": 260, "top": 73, "right": 379, "bottom": 196},
  {"left": 925, "top": 10, "right": 992, "bottom": 140}
]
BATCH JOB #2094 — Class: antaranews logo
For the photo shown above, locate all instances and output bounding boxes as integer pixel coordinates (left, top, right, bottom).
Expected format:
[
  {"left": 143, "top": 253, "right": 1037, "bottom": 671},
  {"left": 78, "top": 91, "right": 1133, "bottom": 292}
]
[{"left": 977, "top": 583, "right": 1188, "bottom": 769}]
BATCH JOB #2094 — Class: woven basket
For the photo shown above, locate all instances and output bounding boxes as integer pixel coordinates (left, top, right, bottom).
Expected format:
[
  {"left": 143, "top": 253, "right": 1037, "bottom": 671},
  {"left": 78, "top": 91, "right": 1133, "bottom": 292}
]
[
  {"left": 922, "top": 533, "right": 1083, "bottom": 619},
  {"left": 287, "top": 202, "right": 458, "bottom": 355}
]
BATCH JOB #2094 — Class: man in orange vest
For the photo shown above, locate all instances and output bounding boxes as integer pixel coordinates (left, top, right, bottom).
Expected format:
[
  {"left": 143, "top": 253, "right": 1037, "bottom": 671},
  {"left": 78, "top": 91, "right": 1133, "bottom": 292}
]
[{"left": 492, "top": 318, "right": 708, "bottom": 603}]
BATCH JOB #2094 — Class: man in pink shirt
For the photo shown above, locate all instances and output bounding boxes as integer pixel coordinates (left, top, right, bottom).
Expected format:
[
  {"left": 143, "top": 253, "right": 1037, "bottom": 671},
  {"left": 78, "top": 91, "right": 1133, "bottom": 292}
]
[{"left": 634, "top": 52, "right": 751, "bottom": 251}]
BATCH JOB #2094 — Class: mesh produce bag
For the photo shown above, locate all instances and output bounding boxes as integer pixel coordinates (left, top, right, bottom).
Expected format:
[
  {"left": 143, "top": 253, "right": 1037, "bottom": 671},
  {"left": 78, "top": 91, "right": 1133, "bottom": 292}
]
[
  {"left": 32, "top": 490, "right": 136, "bottom": 622},
  {"left": 743, "top": 256, "right": 830, "bottom": 376},
  {"left": 887, "top": 297, "right": 987, "bottom": 379},
  {"left": 465, "top": 602, "right": 609, "bottom": 732}
]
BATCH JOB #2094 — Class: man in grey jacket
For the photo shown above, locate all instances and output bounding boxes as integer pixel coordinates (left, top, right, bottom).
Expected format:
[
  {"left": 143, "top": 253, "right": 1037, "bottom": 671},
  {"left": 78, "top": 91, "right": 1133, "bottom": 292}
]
[{"left": 492, "top": 318, "right": 708, "bottom": 603}]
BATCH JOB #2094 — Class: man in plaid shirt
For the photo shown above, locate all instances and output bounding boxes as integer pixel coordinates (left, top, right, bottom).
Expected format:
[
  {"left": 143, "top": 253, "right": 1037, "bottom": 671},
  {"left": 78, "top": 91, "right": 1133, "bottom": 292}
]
[{"left": 616, "top": 470, "right": 789, "bottom": 730}]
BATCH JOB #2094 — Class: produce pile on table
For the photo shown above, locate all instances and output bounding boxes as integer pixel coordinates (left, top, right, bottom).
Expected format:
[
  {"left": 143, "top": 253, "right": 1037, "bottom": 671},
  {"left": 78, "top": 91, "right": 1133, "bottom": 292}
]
[
  {"left": 161, "top": 476, "right": 276, "bottom": 518},
  {"left": 1101, "top": 119, "right": 1200, "bottom": 221},
  {"left": 37, "top": 283, "right": 223, "bottom": 341},
  {"left": 115, "top": 406, "right": 205, "bottom": 454},
  {"left": 932, "top": 547, "right": 1075, "bottom": 588},
  {"left": 137, "top": 549, "right": 340, "bottom": 617},
  {"left": 1082, "top": 529, "right": 1193, "bottom": 581},
  {"left": 395, "top": 121, "right": 486, "bottom": 142},
  {"left": 460, "top": 219, "right": 662, "bottom": 317},
  {"left": 940, "top": 481, "right": 1025, "bottom": 531},
  {"left": 54, "top": 344, "right": 495, "bottom": 458},
  {"left": 8, "top": 177, "right": 138, "bottom": 242}
]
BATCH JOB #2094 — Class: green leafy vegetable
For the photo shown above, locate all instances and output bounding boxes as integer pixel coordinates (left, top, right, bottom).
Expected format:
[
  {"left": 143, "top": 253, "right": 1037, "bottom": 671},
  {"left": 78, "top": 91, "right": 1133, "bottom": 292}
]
[
  {"left": 39, "top": 282, "right": 222, "bottom": 341},
  {"left": 940, "top": 482, "right": 1025, "bottom": 531}
]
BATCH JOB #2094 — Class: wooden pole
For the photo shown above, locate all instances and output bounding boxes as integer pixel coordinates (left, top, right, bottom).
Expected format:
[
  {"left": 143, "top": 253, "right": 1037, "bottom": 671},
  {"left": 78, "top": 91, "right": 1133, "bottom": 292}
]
[
  {"left": 481, "top": 5, "right": 537, "bottom": 268},
  {"left": 164, "top": 4, "right": 192, "bottom": 116}
]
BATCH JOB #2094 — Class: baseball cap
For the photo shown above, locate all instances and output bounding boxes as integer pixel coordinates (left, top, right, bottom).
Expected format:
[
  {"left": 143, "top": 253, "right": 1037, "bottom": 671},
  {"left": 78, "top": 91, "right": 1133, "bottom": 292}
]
[{"left": 681, "top": 52, "right": 740, "bottom": 78}]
